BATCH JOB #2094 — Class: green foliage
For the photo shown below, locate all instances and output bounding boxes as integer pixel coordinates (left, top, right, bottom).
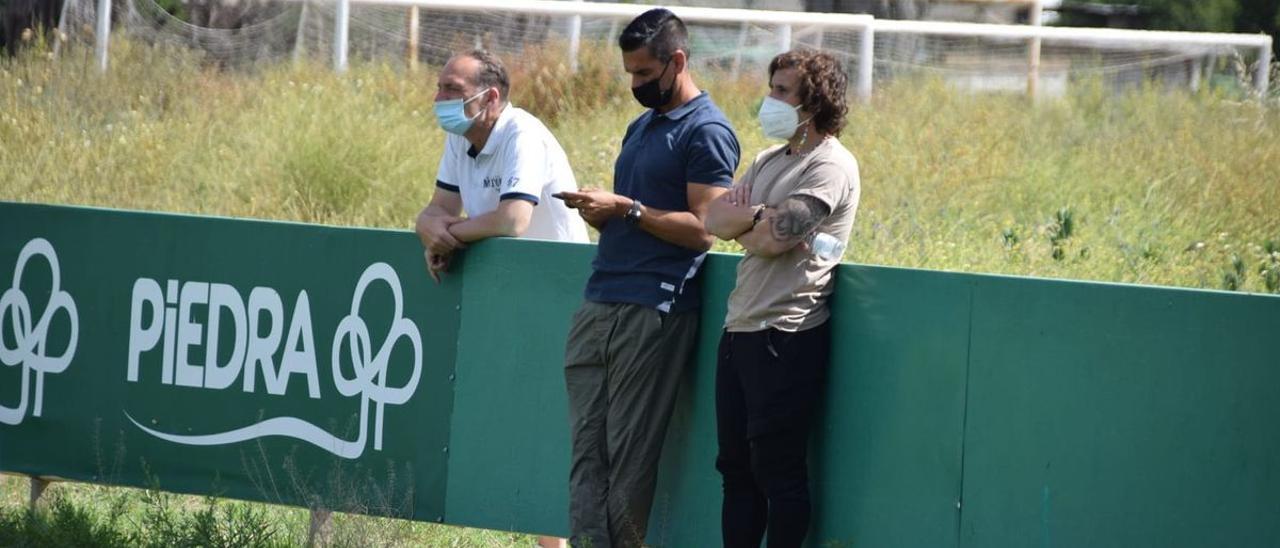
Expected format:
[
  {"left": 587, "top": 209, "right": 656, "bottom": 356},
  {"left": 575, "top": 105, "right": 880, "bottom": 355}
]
[
  {"left": 1258, "top": 239, "right": 1280, "bottom": 293},
  {"left": 1047, "top": 207, "right": 1075, "bottom": 261},
  {"left": 1222, "top": 253, "right": 1247, "bottom": 291},
  {"left": 1066, "top": 0, "right": 1278, "bottom": 59},
  {"left": 1061, "top": 0, "right": 1237, "bottom": 31},
  {"left": 0, "top": 498, "right": 134, "bottom": 548},
  {"left": 0, "top": 475, "right": 537, "bottom": 546},
  {"left": 132, "top": 489, "right": 283, "bottom": 548},
  {"left": 152, "top": 0, "right": 188, "bottom": 20},
  {"left": 1152, "top": 0, "right": 1239, "bottom": 32}
]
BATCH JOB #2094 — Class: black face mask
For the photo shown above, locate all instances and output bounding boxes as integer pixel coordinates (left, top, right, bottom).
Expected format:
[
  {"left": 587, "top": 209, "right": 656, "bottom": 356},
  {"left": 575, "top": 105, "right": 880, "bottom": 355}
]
[{"left": 631, "top": 60, "right": 674, "bottom": 109}]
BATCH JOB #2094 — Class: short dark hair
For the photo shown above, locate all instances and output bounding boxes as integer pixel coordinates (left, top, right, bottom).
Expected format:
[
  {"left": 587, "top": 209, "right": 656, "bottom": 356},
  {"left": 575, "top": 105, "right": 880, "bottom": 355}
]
[
  {"left": 769, "top": 49, "right": 849, "bottom": 137},
  {"left": 618, "top": 8, "right": 689, "bottom": 62},
  {"left": 458, "top": 49, "right": 510, "bottom": 103}
]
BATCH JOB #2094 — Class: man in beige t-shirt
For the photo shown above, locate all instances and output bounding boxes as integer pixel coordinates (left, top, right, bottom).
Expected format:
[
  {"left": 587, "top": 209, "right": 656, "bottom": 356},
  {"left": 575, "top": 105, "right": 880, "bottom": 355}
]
[
  {"left": 722, "top": 138, "right": 858, "bottom": 332},
  {"left": 705, "top": 49, "right": 860, "bottom": 547}
]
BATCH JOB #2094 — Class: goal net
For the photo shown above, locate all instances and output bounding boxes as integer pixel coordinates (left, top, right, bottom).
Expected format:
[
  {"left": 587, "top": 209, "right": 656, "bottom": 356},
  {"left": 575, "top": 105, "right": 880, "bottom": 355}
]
[{"left": 54, "top": 0, "right": 1273, "bottom": 97}]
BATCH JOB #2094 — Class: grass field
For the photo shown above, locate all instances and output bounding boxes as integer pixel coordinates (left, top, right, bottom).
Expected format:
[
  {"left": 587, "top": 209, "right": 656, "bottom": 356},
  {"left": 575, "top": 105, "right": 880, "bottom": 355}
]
[
  {"left": 1, "top": 37, "right": 1278, "bottom": 545},
  {"left": 0, "top": 474, "right": 533, "bottom": 546}
]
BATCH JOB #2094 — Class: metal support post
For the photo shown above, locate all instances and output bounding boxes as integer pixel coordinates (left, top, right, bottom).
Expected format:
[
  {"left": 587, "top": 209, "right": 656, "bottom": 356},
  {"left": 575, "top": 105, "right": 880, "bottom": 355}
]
[
  {"left": 29, "top": 477, "right": 49, "bottom": 510},
  {"left": 1027, "top": 0, "right": 1043, "bottom": 100},
  {"left": 568, "top": 0, "right": 582, "bottom": 73},
  {"left": 95, "top": 0, "right": 113, "bottom": 73},
  {"left": 407, "top": 6, "right": 420, "bottom": 70},
  {"left": 1257, "top": 43, "right": 1272, "bottom": 99},
  {"left": 334, "top": 0, "right": 350, "bottom": 72},
  {"left": 857, "top": 24, "right": 874, "bottom": 103}
]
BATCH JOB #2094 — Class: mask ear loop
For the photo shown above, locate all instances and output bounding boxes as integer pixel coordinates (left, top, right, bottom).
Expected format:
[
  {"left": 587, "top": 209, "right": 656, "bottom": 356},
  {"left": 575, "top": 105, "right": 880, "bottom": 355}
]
[
  {"left": 666, "top": 56, "right": 684, "bottom": 101},
  {"left": 464, "top": 87, "right": 495, "bottom": 124},
  {"left": 652, "top": 59, "right": 675, "bottom": 103},
  {"left": 462, "top": 87, "right": 491, "bottom": 105},
  {"left": 657, "top": 60, "right": 673, "bottom": 87}
]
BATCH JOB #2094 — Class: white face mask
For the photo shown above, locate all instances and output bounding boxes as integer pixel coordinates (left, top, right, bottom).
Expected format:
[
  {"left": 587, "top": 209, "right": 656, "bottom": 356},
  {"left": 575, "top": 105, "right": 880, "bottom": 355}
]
[{"left": 757, "top": 96, "right": 807, "bottom": 140}]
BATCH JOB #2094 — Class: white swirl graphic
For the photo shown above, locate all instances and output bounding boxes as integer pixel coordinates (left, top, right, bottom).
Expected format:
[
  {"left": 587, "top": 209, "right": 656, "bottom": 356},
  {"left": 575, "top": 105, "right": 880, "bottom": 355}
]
[
  {"left": 0, "top": 238, "right": 79, "bottom": 426},
  {"left": 127, "top": 262, "right": 423, "bottom": 459}
]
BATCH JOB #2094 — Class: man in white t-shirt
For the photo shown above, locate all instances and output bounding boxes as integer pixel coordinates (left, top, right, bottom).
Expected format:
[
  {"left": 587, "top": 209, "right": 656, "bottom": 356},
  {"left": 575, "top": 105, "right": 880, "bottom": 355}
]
[{"left": 416, "top": 49, "right": 588, "bottom": 282}]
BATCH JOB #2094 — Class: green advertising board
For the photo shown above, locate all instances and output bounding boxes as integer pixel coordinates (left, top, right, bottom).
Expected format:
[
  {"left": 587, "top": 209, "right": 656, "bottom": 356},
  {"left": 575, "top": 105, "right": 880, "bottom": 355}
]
[
  {"left": 0, "top": 202, "right": 459, "bottom": 522},
  {"left": 4, "top": 202, "right": 1280, "bottom": 546}
]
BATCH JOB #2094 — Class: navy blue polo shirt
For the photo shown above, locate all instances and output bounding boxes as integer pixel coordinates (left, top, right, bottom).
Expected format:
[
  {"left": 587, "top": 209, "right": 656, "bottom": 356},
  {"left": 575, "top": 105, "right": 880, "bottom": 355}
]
[{"left": 584, "top": 91, "right": 741, "bottom": 313}]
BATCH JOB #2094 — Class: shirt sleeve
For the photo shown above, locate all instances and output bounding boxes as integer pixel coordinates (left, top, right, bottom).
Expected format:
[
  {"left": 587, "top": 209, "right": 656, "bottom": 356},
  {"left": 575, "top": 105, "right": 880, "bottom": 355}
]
[
  {"left": 497, "top": 132, "right": 549, "bottom": 205},
  {"left": 788, "top": 159, "right": 854, "bottom": 215},
  {"left": 436, "top": 136, "right": 460, "bottom": 192},
  {"left": 686, "top": 122, "right": 740, "bottom": 188}
]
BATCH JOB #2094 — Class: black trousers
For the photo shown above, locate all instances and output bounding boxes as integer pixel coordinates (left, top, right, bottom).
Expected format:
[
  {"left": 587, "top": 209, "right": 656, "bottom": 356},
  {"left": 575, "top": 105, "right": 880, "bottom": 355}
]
[{"left": 715, "top": 322, "right": 831, "bottom": 548}]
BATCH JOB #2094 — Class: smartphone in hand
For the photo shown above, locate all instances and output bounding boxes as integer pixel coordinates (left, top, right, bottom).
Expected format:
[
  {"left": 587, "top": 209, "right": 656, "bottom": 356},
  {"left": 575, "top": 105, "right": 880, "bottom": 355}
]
[{"left": 552, "top": 192, "right": 578, "bottom": 208}]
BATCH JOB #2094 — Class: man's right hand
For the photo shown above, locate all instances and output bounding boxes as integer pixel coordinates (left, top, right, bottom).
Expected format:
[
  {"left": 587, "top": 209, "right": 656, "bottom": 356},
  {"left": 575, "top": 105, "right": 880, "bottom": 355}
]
[
  {"left": 416, "top": 213, "right": 467, "bottom": 256},
  {"left": 555, "top": 188, "right": 628, "bottom": 227},
  {"left": 425, "top": 251, "right": 452, "bottom": 284}
]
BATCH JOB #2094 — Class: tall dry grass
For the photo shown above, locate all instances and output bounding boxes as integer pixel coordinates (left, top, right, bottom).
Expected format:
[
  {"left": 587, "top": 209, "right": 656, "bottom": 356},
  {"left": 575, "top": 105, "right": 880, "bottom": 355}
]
[{"left": 2, "top": 38, "right": 1278, "bottom": 293}]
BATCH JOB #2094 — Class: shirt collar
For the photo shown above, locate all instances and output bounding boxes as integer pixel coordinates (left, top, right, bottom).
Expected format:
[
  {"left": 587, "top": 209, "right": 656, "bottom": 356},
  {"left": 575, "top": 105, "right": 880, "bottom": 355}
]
[
  {"left": 656, "top": 91, "right": 709, "bottom": 121},
  {"left": 474, "top": 103, "right": 514, "bottom": 157}
]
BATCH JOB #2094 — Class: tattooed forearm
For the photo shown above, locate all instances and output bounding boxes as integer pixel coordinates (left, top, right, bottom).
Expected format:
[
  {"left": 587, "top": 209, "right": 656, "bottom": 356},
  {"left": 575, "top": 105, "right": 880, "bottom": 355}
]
[{"left": 769, "top": 195, "right": 831, "bottom": 243}]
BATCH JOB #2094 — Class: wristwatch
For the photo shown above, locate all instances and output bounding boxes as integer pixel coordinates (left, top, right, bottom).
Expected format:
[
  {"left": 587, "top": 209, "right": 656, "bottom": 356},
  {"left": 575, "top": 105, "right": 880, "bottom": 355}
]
[{"left": 625, "top": 198, "right": 643, "bottom": 224}]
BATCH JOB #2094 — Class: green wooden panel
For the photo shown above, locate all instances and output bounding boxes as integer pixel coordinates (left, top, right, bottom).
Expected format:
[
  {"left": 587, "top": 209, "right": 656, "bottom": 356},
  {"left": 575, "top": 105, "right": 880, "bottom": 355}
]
[
  {"left": 442, "top": 239, "right": 593, "bottom": 537},
  {"left": 649, "top": 263, "right": 971, "bottom": 547},
  {"left": 961, "top": 277, "right": 1280, "bottom": 548},
  {"left": 809, "top": 265, "right": 970, "bottom": 547},
  {"left": 0, "top": 203, "right": 460, "bottom": 521},
  {"left": 643, "top": 253, "right": 736, "bottom": 546},
  {"left": 443, "top": 242, "right": 742, "bottom": 544}
]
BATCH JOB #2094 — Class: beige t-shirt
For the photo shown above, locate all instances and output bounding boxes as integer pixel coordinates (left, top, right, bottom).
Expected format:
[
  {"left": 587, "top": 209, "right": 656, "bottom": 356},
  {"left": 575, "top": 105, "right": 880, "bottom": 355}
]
[{"left": 724, "top": 137, "right": 861, "bottom": 333}]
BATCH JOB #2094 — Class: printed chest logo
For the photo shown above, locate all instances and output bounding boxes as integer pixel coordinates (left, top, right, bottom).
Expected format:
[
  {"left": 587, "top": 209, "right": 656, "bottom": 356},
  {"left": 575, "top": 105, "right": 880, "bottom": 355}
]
[
  {"left": 123, "top": 262, "right": 422, "bottom": 459},
  {"left": 0, "top": 238, "right": 79, "bottom": 426}
]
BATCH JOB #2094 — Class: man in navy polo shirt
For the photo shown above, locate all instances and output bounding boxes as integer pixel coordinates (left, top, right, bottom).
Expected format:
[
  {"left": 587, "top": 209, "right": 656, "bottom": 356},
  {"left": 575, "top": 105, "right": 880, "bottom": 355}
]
[{"left": 555, "top": 8, "right": 741, "bottom": 547}]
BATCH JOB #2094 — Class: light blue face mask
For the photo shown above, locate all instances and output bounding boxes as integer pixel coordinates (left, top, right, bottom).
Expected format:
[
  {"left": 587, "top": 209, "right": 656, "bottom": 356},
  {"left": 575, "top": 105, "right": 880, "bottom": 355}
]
[{"left": 434, "top": 89, "right": 489, "bottom": 136}]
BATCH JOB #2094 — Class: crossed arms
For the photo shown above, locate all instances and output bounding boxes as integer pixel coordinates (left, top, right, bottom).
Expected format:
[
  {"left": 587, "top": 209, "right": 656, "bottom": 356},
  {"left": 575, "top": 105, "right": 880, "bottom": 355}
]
[
  {"left": 704, "top": 180, "right": 830, "bottom": 258},
  {"left": 414, "top": 188, "right": 534, "bottom": 282}
]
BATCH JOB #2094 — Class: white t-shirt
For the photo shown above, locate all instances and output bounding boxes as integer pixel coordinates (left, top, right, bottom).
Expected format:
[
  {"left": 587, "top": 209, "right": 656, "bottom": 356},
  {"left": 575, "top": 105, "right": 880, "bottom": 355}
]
[{"left": 435, "top": 105, "right": 589, "bottom": 243}]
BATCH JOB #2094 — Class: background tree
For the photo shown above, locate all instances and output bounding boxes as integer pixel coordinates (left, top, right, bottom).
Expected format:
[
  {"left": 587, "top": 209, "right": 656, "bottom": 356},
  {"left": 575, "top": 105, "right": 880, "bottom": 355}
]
[{"left": 1061, "top": 0, "right": 1277, "bottom": 56}]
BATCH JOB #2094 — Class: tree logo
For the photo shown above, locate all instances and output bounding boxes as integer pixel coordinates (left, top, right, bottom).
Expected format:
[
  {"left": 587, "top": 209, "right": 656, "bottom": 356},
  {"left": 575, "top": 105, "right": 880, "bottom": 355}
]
[{"left": 0, "top": 238, "right": 80, "bottom": 426}]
